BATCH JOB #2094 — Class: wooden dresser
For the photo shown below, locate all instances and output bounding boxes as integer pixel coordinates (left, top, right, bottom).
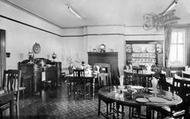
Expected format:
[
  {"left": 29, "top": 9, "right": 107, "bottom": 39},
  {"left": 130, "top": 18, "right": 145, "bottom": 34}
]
[{"left": 18, "top": 58, "right": 61, "bottom": 95}]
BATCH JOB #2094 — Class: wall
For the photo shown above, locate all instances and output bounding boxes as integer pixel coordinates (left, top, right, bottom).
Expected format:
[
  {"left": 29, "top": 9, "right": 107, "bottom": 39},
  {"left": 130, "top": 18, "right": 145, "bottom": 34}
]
[
  {"left": 0, "top": 1, "right": 63, "bottom": 69},
  {"left": 60, "top": 25, "right": 164, "bottom": 75},
  {"left": 0, "top": 0, "right": 165, "bottom": 75}
]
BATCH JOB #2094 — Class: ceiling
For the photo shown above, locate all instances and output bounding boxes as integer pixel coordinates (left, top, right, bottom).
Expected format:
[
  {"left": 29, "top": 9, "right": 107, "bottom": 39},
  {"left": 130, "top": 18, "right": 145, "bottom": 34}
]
[{"left": 5, "top": 0, "right": 190, "bottom": 28}]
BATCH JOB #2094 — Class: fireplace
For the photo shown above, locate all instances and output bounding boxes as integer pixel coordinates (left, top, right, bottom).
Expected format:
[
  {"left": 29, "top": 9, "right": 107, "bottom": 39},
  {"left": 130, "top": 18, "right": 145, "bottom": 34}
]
[{"left": 88, "top": 52, "right": 119, "bottom": 85}]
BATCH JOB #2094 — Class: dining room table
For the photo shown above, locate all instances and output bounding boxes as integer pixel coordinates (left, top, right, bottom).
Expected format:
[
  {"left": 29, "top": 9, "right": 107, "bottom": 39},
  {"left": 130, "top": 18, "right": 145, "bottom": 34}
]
[
  {"left": 98, "top": 85, "right": 183, "bottom": 118},
  {"left": 65, "top": 72, "right": 97, "bottom": 97},
  {"left": 0, "top": 90, "right": 14, "bottom": 119}
]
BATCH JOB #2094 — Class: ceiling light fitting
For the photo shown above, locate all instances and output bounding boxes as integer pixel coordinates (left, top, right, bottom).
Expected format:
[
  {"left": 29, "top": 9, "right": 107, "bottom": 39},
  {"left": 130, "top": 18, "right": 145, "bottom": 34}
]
[
  {"left": 67, "top": 5, "right": 82, "bottom": 19},
  {"left": 160, "top": 0, "right": 178, "bottom": 15}
]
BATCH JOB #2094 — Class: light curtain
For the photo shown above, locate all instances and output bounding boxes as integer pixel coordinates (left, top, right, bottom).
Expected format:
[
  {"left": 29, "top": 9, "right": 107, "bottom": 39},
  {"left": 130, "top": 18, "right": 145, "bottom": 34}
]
[{"left": 164, "top": 26, "right": 172, "bottom": 67}]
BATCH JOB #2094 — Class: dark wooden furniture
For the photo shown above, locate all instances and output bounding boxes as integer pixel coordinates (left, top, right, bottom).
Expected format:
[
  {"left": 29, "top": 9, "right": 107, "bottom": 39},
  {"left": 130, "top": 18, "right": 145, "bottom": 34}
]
[
  {"left": 98, "top": 85, "right": 182, "bottom": 119},
  {"left": 0, "top": 70, "right": 21, "bottom": 118},
  {"left": 124, "top": 70, "right": 154, "bottom": 87},
  {"left": 65, "top": 74, "right": 94, "bottom": 98},
  {"left": 98, "top": 94, "right": 115, "bottom": 119},
  {"left": 18, "top": 58, "right": 61, "bottom": 94},
  {"left": 88, "top": 52, "right": 119, "bottom": 85},
  {"left": 0, "top": 92, "right": 14, "bottom": 119},
  {"left": 73, "top": 69, "right": 85, "bottom": 77},
  {"left": 95, "top": 63, "right": 112, "bottom": 87},
  {"left": 125, "top": 41, "right": 163, "bottom": 67}
]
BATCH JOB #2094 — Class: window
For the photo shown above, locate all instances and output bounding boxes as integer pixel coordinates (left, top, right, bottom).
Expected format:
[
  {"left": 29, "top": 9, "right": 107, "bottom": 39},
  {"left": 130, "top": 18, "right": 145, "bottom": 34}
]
[{"left": 168, "top": 29, "right": 186, "bottom": 67}]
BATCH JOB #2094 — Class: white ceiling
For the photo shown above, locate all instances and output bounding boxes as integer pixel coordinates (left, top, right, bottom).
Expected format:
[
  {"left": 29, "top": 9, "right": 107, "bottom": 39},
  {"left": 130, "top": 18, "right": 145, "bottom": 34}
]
[{"left": 6, "top": 0, "right": 190, "bottom": 28}]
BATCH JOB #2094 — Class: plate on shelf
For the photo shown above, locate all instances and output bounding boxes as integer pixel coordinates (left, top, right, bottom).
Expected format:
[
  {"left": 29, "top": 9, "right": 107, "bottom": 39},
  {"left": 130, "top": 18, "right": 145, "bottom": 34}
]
[{"left": 136, "top": 98, "right": 149, "bottom": 103}]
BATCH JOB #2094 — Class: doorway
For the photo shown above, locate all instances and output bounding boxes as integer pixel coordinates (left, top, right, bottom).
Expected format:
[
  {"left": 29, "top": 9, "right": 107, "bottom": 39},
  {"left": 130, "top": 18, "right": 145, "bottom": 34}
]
[{"left": 0, "top": 29, "right": 6, "bottom": 87}]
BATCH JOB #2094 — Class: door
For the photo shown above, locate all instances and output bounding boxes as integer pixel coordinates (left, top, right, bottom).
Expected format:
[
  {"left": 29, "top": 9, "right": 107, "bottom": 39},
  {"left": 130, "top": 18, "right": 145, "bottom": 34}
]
[{"left": 0, "top": 29, "right": 6, "bottom": 88}]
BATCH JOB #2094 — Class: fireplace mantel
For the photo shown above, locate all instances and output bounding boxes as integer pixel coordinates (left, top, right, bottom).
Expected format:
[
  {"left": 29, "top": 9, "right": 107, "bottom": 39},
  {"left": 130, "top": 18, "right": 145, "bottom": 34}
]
[{"left": 88, "top": 52, "right": 119, "bottom": 85}]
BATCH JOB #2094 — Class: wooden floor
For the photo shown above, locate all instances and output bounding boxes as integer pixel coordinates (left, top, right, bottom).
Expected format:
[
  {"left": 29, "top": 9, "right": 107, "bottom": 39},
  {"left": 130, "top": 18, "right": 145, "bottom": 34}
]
[
  {"left": 18, "top": 83, "right": 104, "bottom": 119},
  {"left": 2, "top": 82, "right": 147, "bottom": 119}
]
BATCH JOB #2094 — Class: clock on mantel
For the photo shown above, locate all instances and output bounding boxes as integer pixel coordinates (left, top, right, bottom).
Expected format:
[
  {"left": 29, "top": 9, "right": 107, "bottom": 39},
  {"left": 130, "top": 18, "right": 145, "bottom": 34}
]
[{"left": 99, "top": 44, "right": 106, "bottom": 53}]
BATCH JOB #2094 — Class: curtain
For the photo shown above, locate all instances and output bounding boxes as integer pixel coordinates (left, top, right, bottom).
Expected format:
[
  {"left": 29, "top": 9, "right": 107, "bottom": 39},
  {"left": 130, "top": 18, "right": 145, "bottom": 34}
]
[{"left": 164, "top": 26, "right": 172, "bottom": 67}]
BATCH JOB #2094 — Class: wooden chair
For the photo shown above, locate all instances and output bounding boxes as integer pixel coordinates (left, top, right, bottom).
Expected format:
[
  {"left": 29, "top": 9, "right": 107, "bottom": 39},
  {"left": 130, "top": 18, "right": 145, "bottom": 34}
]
[
  {"left": 94, "top": 63, "right": 112, "bottom": 87},
  {"left": 137, "top": 73, "right": 152, "bottom": 87},
  {"left": 150, "top": 76, "right": 186, "bottom": 119},
  {"left": 180, "top": 79, "right": 190, "bottom": 118},
  {"left": 123, "top": 72, "right": 134, "bottom": 85},
  {"left": 148, "top": 105, "right": 185, "bottom": 119},
  {"left": 69, "top": 69, "right": 92, "bottom": 98},
  {"left": 73, "top": 69, "right": 85, "bottom": 77},
  {"left": 0, "top": 69, "right": 22, "bottom": 118},
  {"left": 158, "top": 73, "right": 170, "bottom": 91}
]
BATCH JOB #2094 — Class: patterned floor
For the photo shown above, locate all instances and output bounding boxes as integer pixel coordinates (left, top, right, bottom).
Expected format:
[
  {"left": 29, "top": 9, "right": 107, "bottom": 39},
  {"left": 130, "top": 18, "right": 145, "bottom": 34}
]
[{"left": 19, "top": 83, "right": 105, "bottom": 119}]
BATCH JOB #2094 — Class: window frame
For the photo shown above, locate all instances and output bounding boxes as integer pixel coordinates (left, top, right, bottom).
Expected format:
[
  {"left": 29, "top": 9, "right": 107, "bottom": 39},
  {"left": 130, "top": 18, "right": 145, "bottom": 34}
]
[{"left": 168, "top": 28, "right": 186, "bottom": 67}]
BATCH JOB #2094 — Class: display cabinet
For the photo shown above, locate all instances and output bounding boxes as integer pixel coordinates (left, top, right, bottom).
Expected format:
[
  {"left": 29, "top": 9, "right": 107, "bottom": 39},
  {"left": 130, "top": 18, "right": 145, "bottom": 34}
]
[{"left": 126, "top": 41, "right": 163, "bottom": 67}]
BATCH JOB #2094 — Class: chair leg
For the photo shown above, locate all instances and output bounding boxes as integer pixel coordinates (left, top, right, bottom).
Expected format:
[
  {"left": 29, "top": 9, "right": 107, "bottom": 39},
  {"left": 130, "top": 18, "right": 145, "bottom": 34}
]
[
  {"left": 16, "top": 103, "right": 20, "bottom": 119},
  {"left": 98, "top": 98, "right": 101, "bottom": 116},
  {"left": 0, "top": 111, "right": 3, "bottom": 119}
]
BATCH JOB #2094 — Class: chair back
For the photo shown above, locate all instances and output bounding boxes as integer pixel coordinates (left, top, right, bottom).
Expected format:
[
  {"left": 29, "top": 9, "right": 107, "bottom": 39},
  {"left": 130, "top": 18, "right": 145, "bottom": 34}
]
[
  {"left": 181, "top": 79, "right": 190, "bottom": 96},
  {"left": 172, "top": 77, "right": 183, "bottom": 95},
  {"left": 158, "top": 73, "right": 170, "bottom": 91},
  {"left": 95, "top": 63, "right": 112, "bottom": 86},
  {"left": 3, "top": 70, "right": 21, "bottom": 92},
  {"left": 94, "top": 63, "right": 111, "bottom": 73},
  {"left": 73, "top": 69, "right": 85, "bottom": 77},
  {"left": 137, "top": 73, "right": 152, "bottom": 87},
  {"left": 2, "top": 70, "right": 21, "bottom": 102},
  {"left": 124, "top": 72, "right": 134, "bottom": 85}
]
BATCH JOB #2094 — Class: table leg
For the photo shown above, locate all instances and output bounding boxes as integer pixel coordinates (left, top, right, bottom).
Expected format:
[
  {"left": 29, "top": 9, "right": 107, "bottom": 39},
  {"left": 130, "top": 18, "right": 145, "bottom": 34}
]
[
  {"left": 93, "top": 78, "right": 95, "bottom": 98},
  {"left": 146, "top": 106, "right": 151, "bottom": 119},
  {"left": 98, "top": 97, "right": 101, "bottom": 116}
]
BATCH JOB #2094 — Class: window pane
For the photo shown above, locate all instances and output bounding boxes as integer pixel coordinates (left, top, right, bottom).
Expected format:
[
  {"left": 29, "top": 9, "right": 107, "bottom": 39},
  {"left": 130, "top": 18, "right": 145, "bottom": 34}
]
[
  {"left": 177, "top": 45, "right": 184, "bottom": 64},
  {"left": 169, "top": 30, "right": 185, "bottom": 67},
  {"left": 169, "top": 45, "right": 177, "bottom": 62},
  {"left": 177, "top": 32, "right": 184, "bottom": 43},
  {"left": 171, "top": 32, "right": 177, "bottom": 43}
]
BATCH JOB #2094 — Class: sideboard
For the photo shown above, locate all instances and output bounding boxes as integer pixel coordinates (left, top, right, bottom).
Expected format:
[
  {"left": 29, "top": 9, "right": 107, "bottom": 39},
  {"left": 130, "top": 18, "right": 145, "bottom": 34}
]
[{"left": 18, "top": 58, "right": 61, "bottom": 95}]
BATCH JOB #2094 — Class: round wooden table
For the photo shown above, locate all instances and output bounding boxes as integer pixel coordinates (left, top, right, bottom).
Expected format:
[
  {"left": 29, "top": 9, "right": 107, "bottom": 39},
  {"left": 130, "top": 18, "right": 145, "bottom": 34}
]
[{"left": 98, "top": 85, "right": 183, "bottom": 118}]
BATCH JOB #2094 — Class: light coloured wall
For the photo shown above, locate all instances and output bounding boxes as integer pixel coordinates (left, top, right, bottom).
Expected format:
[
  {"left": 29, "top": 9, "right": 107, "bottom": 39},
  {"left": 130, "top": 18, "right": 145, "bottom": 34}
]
[
  {"left": 85, "top": 26, "right": 125, "bottom": 74},
  {"left": 0, "top": 1, "right": 62, "bottom": 35},
  {"left": 0, "top": 0, "right": 165, "bottom": 75},
  {"left": 60, "top": 25, "right": 165, "bottom": 75},
  {"left": 1, "top": 17, "right": 62, "bottom": 69},
  {"left": 0, "top": 1, "right": 63, "bottom": 69}
]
